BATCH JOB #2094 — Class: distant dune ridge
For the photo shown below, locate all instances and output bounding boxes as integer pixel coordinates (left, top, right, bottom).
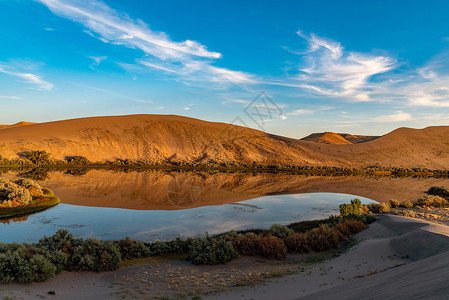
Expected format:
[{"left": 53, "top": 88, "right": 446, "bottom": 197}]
[
  {"left": 0, "top": 114, "right": 448, "bottom": 169},
  {"left": 0, "top": 121, "right": 35, "bottom": 130},
  {"left": 301, "top": 132, "right": 379, "bottom": 144}
]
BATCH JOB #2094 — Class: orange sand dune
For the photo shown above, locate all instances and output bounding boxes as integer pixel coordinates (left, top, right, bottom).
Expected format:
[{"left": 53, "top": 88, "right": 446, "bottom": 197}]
[
  {"left": 0, "top": 114, "right": 448, "bottom": 169},
  {"left": 301, "top": 131, "right": 379, "bottom": 144},
  {"left": 0, "top": 121, "right": 35, "bottom": 130}
]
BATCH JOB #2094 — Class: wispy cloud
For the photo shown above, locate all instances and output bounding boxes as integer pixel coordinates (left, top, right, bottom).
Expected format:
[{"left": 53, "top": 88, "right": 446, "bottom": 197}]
[
  {"left": 0, "top": 96, "right": 21, "bottom": 100},
  {"left": 38, "top": 0, "right": 254, "bottom": 85},
  {"left": 0, "top": 64, "right": 54, "bottom": 90},
  {"left": 88, "top": 56, "right": 107, "bottom": 69},
  {"left": 288, "top": 109, "right": 315, "bottom": 116},
  {"left": 373, "top": 53, "right": 449, "bottom": 107},
  {"left": 338, "top": 110, "right": 412, "bottom": 125},
  {"left": 292, "top": 31, "right": 397, "bottom": 102}
]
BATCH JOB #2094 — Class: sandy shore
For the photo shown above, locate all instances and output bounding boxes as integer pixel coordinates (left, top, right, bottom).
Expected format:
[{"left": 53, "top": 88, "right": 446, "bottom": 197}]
[{"left": 2, "top": 214, "right": 449, "bottom": 299}]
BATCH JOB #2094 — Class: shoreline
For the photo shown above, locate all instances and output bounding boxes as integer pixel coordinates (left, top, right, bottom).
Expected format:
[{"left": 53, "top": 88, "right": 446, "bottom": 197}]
[{"left": 2, "top": 213, "right": 449, "bottom": 299}]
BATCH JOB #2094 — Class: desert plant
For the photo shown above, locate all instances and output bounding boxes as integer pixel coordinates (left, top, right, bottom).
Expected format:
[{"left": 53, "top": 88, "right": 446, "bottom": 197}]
[
  {"left": 187, "top": 236, "right": 238, "bottom": 265},
  {"left": 269, "top": 224, "right": 294, "bottom": 239},
  {"left": 25, "top": 151, "right": 51, "bottom": 165},
  {"left": 416, "top": 195, "right": 448, "bottom": 208},
  {"left": 389, "top": 199, "right": 400, "bottom": 208},
  {"left": 339, "top": 199, "right": 362, "bottom": 217},
  {"left": 258, "top": 235, "right": 287, "bottom": 259},
  {"left": 66, "top": 156, "right": 90, "bottom": 166},
  {"left": 71, "top": 239, "right": 121, "bottom": 272},
  {"left": 284, "top": 233, "right": 309, "bottom": 254},
  {"left": 117, "top": 237, "right": 151, "bottom": 260},
  {"left": 368, "top": 203, "right": 390, "bottom": 214},
  {"left": 400, "top": 200, "right": 414, "bottom": 208},
  {"left": 428, "top": 186, "right": 449, "bottom": 197}
]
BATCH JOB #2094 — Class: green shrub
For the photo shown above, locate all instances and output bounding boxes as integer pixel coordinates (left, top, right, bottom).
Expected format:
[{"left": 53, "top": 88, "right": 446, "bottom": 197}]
[
  {"left": 66, "top": 156, "right": 90, "bottom": 166},
  {"left": 339, "top": 199, "right": 362, "bottom": 217},
  {"left": 148, "top": 238, "right": 191, "bottom": 256},
  {"left": 72, "top": 239, "right": 121, "bottom": 272},
  {"left": 26, "top": 151, "right": 51, "bottom": 165},
  {"left": 269, "top": 224, "right": 294, "bottom": 239},
  {"left": 187, "top": 236, "right": 238, "bottom": 265},
  {"left": 284, "top": 233, "right": 309, "bottom": 254},
  {"left": 117, "top": 237, "right": 151, "bottom": 260}
]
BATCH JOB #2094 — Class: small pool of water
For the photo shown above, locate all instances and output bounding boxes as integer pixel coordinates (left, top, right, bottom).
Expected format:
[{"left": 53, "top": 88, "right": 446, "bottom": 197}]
[{"left": 0, "top": 193, "right": 375, "bottom": 243}]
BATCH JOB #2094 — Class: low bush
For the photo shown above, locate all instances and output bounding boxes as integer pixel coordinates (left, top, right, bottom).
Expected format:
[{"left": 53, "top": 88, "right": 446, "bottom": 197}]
[
  {"left": 117, "top": 237, "right": 151, "bottom": 260},
  {"left": 428, "top": 186, "right": 449, "bottom": 197},
  {"left": 25, "top": 150, "right": 51, "bottom": 165},
  {"left": 416, "top": 195, "right": 448, "bottom": 208},
  {"left": 389, "top": 199, "right": 400, "bottom": 208},
  {"left": 258, "top": 235, "right": 287, "bottom": 259},
  {"left": 284, "top": 233, "right": 309, "bottom": 254},
  {"left": 400, "top": 200, "right": 414, "bottom": 208},
  {"left": 232, "top": 233, "right": 260, "bottom": 256},
  {"left": 66, "top": 156, "right": 90, "bottom": 166},
  {"left": 187, "top": 236, "right": 238, "bottom": 265},
  {"left": 71, "top": 238, "right": 121, "bottom": 272},
  {"left": 367, "top": 203, "right": 390, "bottom": 214},
  {"left": 339, "top": 199, "right": 362, "bottom": 217},
  {"left": 269, "top": 224, "right": 294, "bottom": 239},
  {"left": 306, "top": 225, "right": 345, "bottom": 252}
]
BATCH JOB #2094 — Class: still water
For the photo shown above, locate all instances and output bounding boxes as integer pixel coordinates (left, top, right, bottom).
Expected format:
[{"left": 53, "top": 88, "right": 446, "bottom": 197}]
[
  {"left": 1, "top": 169, "right": 447, "bottom": 243},
  {"left": 0, "top": 192, "right": 374, "bottom": 243}
]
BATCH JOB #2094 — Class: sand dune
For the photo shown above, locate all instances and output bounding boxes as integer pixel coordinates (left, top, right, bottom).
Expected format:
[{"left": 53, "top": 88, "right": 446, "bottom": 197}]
[
  {"left": 207, "top": 214, "right": 449, "bottom": 300},
  {"left": 0, "top": 121, "right": 35, "bottom": 130},
  {"left": 0, "top": 114, "right": 448, "bottom": 169},
  {"left": 301, "top": 132, "right": 379, "bottom": 144}
]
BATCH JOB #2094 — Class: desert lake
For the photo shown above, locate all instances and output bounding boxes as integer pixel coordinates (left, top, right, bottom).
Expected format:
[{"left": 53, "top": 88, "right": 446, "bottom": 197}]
[{"left": 1, "top": 169, "right": 449, "bottom": 243}]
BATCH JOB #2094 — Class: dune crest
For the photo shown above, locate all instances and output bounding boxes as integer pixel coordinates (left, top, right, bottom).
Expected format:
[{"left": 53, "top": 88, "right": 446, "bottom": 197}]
[
  {"left": 0, "top": 121, "right": 36, "bottom": 130},
  {"left": 301, "top": 131, "right": 379, "bottom": 144}
]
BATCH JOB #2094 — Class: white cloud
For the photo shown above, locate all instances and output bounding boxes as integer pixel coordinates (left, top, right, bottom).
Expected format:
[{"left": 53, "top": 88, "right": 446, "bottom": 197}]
[
  {"left": 38, "top": 0, "right": 221, "bottom": 60},
  {"left": 288, "top": 109, "right": 315, "bottom": 116},
  {"left": 0, "top": 95, "right": 21, "bottom": 100},
  {"left": 88, "top": 56, "right": 107, "bottom": 69},
  {"left": 338, "top": 110, "right": 412, "bottom": 125},
  {"left": 371, "top": 111, "right": 412, "bottom": 122},
  {"left": 0, "top": 65, "right": 54, "bottom": 90},
  {"left": 38, "top": 0, "right": 254, "bottom": 85},
  {"left": 291, "top": 31, "right": 397, "bottom": 102}
]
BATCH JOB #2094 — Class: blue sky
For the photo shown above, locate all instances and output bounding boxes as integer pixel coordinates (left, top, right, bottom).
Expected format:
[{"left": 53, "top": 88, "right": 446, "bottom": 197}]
[{"left": 1, "top": 0, "right": 449, "bottom": 138}]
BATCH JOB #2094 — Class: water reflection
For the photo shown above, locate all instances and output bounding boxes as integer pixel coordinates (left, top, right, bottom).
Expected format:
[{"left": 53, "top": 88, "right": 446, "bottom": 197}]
[
  {"left": 3, "top": 169, "right": 448, "bottom": 210},
  {"left": 0, "top": 193, "right": 375, "bottom": 243},
  {"left": 1, "top": 169, "right": 449, "bottom": 243}
]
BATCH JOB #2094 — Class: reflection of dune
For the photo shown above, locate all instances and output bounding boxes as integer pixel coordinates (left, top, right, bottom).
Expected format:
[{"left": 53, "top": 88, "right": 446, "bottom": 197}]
[{"left": 5, "top": 170, "right": 449, "bottom": 210}]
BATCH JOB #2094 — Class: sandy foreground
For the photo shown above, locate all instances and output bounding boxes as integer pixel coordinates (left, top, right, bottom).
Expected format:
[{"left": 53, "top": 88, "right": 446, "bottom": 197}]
[{"left": 2, "top": 214, "right": 449, "bottom": 299}]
